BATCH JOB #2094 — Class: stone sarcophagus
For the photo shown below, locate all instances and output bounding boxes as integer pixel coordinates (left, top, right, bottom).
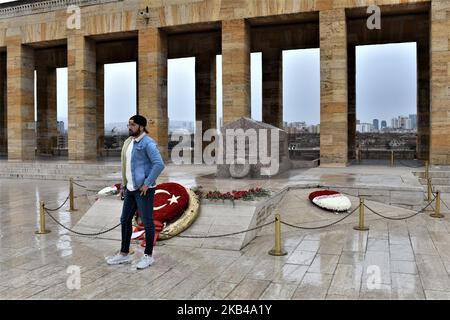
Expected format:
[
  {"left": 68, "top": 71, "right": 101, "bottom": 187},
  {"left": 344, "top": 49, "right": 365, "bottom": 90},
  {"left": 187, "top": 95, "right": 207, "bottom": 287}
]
[{"left": 216, "top": 117, "right": 291, "bottom": 179}]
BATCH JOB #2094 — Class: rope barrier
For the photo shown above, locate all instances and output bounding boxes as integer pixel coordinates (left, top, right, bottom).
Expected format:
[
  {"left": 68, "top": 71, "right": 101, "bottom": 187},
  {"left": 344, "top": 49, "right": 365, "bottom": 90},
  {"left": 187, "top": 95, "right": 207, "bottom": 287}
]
[
  {"left": 280, "top": 205, "right": 359, "bottom": 230},
  {"left": 44, "top": 208, "right": 121, "bottom": 236},
  {"left": 72, "top": 180, "right": 101, "bottom": 193},
  {"left": 175, "top": 220, "right": 276, "bottom": 238},
  {"left": 36, "top": 177, "right": 448, "bottom": 243},
  {"left": 441, "top": 198, "right": 450, "bottom": 211},
  {"left": 363, "top": 195, "right": 436, "bottom": 221},
  {"left": 72, "top": 180, "right": 87, "bottom": 189},
  {"left": 44, "top": 195, "right": 70, "bottom": 211},
  {"left": 71, "top": 234, "right": 145, "bottom": 244},
  {"left": 44, "top": 192, "right": 95, "bottom": 212}
]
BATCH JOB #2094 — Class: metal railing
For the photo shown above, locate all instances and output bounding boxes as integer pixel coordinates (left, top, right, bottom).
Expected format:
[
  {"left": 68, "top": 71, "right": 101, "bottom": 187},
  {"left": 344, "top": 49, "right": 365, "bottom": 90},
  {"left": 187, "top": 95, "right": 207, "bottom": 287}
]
[{"left": 35, "top": 177, "right": 448, "bottom": 257}]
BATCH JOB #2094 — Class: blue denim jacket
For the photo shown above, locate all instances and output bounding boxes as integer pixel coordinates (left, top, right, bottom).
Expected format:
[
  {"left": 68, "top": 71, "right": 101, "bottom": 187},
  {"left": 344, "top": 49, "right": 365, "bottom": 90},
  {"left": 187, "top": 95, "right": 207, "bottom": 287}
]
[{"left": 121, "top": 134, "right": 165, "bottom": 190}]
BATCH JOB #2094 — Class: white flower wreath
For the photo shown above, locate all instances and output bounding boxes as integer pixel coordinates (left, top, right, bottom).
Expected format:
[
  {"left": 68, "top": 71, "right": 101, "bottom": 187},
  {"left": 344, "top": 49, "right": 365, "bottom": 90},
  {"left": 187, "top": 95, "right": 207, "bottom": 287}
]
[{"left": 312, "top": 193, "right": 352, "bottom": 213}]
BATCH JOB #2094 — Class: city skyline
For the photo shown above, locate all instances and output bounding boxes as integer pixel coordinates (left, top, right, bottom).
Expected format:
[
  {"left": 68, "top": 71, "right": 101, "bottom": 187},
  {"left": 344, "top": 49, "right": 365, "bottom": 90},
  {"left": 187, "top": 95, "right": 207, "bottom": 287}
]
[{"left": 43, "top": 43, "right": 417, "bottom": 130}]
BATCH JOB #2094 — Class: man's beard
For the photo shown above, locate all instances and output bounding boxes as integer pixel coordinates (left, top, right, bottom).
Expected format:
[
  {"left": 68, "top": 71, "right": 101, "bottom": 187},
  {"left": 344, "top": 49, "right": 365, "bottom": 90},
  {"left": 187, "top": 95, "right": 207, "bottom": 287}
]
[{"left": 129, "top": 130, "right": 140, "bottom": 137}]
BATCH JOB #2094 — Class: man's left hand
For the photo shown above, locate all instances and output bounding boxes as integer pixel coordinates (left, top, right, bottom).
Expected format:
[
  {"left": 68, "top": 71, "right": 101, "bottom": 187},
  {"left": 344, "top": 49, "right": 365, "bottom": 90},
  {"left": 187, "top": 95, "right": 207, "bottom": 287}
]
[{"left": 139, "top": 184, "right": 149, "bottom": 196}]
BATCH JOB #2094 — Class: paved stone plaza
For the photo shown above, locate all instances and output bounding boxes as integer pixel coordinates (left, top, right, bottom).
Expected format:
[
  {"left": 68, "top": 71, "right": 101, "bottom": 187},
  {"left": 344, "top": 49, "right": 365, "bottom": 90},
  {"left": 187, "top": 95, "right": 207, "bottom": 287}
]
[{"left": 1, "top": 164, "right": 450, "bottom": 300}]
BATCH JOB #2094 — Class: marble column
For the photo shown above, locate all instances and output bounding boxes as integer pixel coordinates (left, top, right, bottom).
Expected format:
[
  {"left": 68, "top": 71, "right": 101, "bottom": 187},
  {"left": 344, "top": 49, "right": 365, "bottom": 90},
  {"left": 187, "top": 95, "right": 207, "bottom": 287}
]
[
  {"left": 430, "top": 0, "right": 450, "bottom": 165},
  {"left": 6, "top": 33, "right": 36, "bottom": 160},
  {"left": 319, "top": 9, "right": 348, "bottom": 166},
  {"left": 138, "top": 27, "right": 168, "bottom": 160},
  {"left": 0, "top": 53, "right": 6, "bottom": 155},
  {"left": 96, "top": 64, "right": 104, "bottom": 157},
  {"left": 347, "top": 45, "right": 356, "bottom": 160},
  {"left": 222, "top": 19, "right": 251, "bottom": 125},
  {"left": 67, "top": 33, "right": 97, "bottom": 161}
]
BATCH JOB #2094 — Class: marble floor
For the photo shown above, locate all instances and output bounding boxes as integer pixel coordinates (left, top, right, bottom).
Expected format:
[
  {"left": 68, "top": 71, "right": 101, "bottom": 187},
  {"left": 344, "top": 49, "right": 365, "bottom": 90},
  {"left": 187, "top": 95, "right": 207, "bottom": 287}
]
[{"left": 1, "top": 176, "right": 450, "bottom": 300}]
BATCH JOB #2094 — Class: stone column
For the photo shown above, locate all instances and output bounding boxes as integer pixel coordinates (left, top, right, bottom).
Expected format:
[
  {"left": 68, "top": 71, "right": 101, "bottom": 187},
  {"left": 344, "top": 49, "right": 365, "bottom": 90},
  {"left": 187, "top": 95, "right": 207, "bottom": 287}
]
[
  {"left": 347, "top": 45, "right": 356, "bottom": 160},
  {"left": 222, "top": 19, "right": 251, "bottom": 125},
  {"left": 67, "top": 33, "right": 97, "bottom": 161},
  {"left": 138, "top": 27, "right": 168, "bottom": 160},
  {"left": 417, "top": 40, "right": 430, "bottom": 161},
  {"left": 262, "top": 49, "right": 283, "bottom": 128},
  {"left": 6, "top": 34, "right": 36, "bottom": 161},
  {"left": 96, "top": 64, "right": 104, "bottom": 157},
  {"left": 36, "top": 66, "right": 57, "bottom": 155},
  {"left": 319, "top": 9, "right": 348, "bottom": 166},
  {"left": 0, "top": 53, "right": 6, "bottom": 155},
  {"left": 196, "top": 53, "right": 217, "bottom": 147},
  {"left": 430, "top": 0, "right": 450, "bottom": 165}
]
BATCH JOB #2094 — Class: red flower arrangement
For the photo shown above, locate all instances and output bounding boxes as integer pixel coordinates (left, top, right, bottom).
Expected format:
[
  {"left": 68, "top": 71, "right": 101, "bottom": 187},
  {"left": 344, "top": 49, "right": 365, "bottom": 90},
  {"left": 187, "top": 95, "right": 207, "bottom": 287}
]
[{"left": 193, "top": 187, "right": 270, "bottom": 203}]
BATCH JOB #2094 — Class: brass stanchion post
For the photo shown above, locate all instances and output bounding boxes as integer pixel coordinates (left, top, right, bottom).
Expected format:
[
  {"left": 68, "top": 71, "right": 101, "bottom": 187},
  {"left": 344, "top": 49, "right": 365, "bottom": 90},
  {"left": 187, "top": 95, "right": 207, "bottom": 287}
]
[
  {"left": 269, "top": 213, "right": 287, "bottom": 256},
  {"left": 354, "top": 197, "right": 369, "bottom": 231},
  {"left": 67, "top": 177, "right": 77, "bottom": 212},
  {"left": 35, "top": 201, "right": 51, "bottom": 234},
  {"left": 427, "top": 178, "right": 432, "bottom": 202},
  {"left": 430, "top": 191, "right": 444, "bottom": 218}
]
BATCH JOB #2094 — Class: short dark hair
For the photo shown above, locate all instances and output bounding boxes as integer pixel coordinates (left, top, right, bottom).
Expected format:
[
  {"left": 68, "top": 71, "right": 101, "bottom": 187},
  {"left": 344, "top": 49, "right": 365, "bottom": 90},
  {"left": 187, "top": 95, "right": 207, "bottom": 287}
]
[
  {"left": 129, "top": 114, "right": 149, "bottom": 133},
  {"left": 129, "top": 114, "right": 147, "bottom": 127}
]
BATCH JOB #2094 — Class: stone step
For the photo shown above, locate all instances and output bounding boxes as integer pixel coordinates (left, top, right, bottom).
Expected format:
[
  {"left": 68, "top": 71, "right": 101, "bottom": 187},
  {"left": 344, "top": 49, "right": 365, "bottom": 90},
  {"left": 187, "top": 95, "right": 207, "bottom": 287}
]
[
  {"left": 431, "top": 185, "right": 450, "bottom": 193},
  {"left": 0, "top": 165, "right": 116, "bottom": 171},
  {"left": 0, "top": 164, "right": 119, "bottom": 171},
  {"left": 0, "top": 170, "right": 116, "bottom": 176},
  {"left": 0, "top": 161, "right": 121, "bottom": 182},
  {"left": 0, "top": 162, "right": 120, "bottom": 176},
  {"left": 0, "top": 172, "right": 117, "bottom": 179},
  {"left": 419, "top": 177, "right": 450, "bottom": 185},
  {"left": 414, "top": 171, "right": 450, "bottom": 179},
  {"left": 0, "top": 172, "right": 121, "bottom": 184}
]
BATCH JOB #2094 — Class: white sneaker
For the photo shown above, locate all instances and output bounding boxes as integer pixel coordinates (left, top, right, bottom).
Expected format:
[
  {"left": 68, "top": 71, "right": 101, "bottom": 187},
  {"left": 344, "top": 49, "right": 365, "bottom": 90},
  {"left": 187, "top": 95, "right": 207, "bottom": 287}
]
[
  {"left": 136, "top": 254, "right": 154, "bottom": 270},
  {"left": 106, "top": 253, "right": 132, "bottom": 265}
]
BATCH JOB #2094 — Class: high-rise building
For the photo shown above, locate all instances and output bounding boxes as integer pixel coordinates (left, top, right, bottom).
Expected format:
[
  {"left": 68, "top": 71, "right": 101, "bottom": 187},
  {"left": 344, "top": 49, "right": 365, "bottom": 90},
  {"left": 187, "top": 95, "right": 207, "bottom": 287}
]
[
  {"left": 404, "top": 118, "right": 412, "bottom": 130},
  {"left": 409, "top": 114, "right": 417, "bottom": 130},
  {"left": 307, "top": 124, "right": 320, "bottom": 134},
  {"left": 356, "top": 120, "right": 360, "bottom": 125},
  {"left": 399, "top": 116, "right": 412, "bottom": 130},
  {"left": 391, "top": 117, "right": 399, "bottom": 129},
  {"left": 373, "top": 119, "right": 379, "bottom": 131},
  {"left": 381, "top": 120, "right": 387, "bottom": 129},
  {"left": 356, "top": 123, "right": 373, "bottom": 133}
]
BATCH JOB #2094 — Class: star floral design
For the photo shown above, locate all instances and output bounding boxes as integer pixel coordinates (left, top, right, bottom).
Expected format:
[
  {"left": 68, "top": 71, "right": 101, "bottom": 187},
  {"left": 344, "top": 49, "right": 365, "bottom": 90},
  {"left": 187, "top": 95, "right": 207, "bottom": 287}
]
[{"left": 168, "top": 194, "right": 180, "bottom": 205}]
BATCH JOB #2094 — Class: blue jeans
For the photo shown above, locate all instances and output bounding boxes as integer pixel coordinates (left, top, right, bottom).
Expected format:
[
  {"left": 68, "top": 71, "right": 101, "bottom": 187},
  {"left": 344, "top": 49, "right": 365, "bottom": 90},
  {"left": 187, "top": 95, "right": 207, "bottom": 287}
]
[{"left": 120, "top": 188, "right": 155, "bottom": 256}]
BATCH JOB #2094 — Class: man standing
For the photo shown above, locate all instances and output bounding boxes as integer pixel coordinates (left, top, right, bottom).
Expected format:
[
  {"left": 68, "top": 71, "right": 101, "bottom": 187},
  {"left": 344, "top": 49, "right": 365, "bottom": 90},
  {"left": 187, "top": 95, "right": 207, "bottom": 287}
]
[{"left": 107, "top": 115, "right": 165, "bottom": 270}]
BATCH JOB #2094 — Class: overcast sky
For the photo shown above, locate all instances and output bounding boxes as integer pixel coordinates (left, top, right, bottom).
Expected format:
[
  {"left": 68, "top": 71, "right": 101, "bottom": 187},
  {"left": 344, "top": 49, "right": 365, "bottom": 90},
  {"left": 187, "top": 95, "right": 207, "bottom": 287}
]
[{"left": 53, "top": 42, "right": 416, "bottom": 128}]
